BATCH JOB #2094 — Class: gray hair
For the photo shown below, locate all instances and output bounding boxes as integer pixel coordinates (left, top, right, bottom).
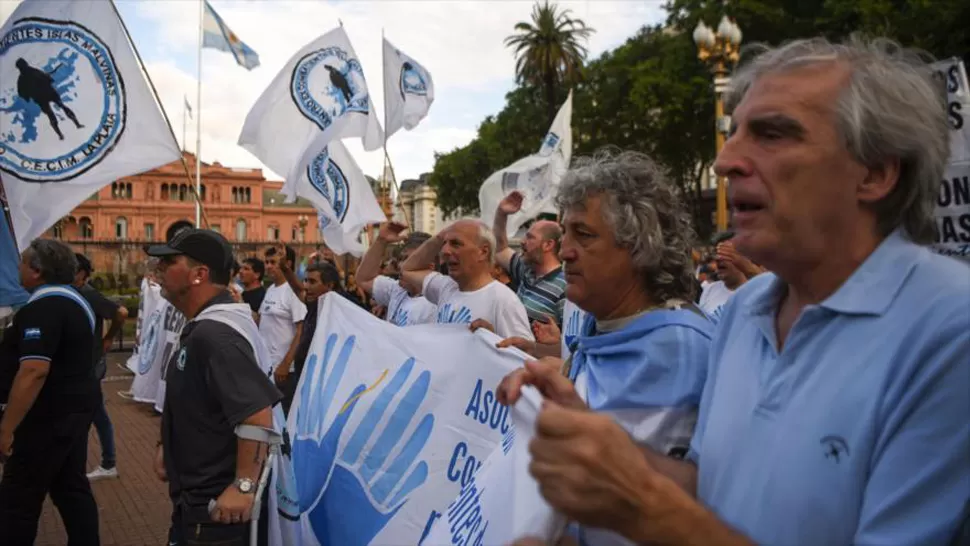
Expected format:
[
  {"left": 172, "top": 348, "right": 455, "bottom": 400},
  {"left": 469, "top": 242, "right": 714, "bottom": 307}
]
[
  {"left": 24, "top": 239, "right": 78, "bottom": 285},
  {"left": 447, "top": 218, "right": 497, "bottom": 264},
  {"left": 727, "top": 36, "right": 948, "bottom": 244},
  {"left": 556, "top": 148, "right": 697, "bottom": 302}
]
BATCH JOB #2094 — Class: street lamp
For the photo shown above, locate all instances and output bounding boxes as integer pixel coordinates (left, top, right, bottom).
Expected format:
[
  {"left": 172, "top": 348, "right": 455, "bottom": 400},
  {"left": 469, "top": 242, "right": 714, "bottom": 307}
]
[
  {"left": 693, "top": 14, "right": 742, "bottom": 232},
  {"left": 297, "top": 214, "right": 308, "bottom": 242}
]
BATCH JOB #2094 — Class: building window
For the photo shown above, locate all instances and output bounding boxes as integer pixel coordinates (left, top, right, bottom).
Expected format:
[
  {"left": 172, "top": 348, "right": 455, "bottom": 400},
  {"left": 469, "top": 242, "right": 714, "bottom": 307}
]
[
  {"left": 115, "top": 217, "right": 128, "bottom": 240},
  {"left": 200, "top": 184, "right": 207, "bottom": 201},
  {"left": 179, "top": 184, "right": 187, "bottom": 201},
  {"left": 267, "top": 225, "right": 279, "bottom": 241},
  {"left": 52, "top": 223, "right": 63, "bottom": 239},
  {"left": 79, "top": 217, "right": 93, "bottom": 239},
  {"left": 125, "top": 182, "right": 132, "bottom": 199},
  {"left": 245, "top": 187, "right": 251, "bottom": 203},
  {"left": 161, "top": 183, "right": 169, "bottom": 200},
  {"left": 144, "top": 223, "right": 155, "bottom": 241},
  {"left": 235, "top": 219, "right": 247, "bottom": 242}
]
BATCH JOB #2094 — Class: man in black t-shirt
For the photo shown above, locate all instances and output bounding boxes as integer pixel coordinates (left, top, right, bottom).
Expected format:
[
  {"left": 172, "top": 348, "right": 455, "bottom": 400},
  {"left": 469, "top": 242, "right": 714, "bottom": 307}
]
[
  {"left": 147, "top": 229, "right": 281, "bottom": 545},
  {"left": 238, "top": 257, "right": 266, "bottom": 314},
  {"left": 0, "top": 240, "right": 100, "bottom": 545},
  {"left": 73, "top": 253, "right": 127, "bottom": 481}
]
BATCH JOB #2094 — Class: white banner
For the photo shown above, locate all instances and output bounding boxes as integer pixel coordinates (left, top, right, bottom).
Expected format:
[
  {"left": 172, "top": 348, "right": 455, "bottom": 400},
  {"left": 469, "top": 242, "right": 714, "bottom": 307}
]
[
  {"left": 932, "top": 58, "right": 970, "bottom": 261},
  {"left": 238, "top": 25, "right": 383, "bottom": 185},
  {"left": 284, "top": 293, "right": 529, "bottom": 545},
  {"left": 0, "top": 0, "right": 182, "bottom": 251},
  {"left": 383, "top": 37, "right": 434, "bottom": 139},
  {"left": 286, "top": 140, "right": 385, "bottom": 257},
  {"left": 933, "top": 161, "right": 970, "bottom": 260},
  {"left": 129, "top": 289, "right": 185, "bottom": 411},
  {"left": 933, "top": 58, "right": 970, "bottom": 164},
  {"left": 479, "top": 91, "right": 573, "bottom": 237},
  {"left": 423, "top": 386, "right": 566, "bottom": 546}
]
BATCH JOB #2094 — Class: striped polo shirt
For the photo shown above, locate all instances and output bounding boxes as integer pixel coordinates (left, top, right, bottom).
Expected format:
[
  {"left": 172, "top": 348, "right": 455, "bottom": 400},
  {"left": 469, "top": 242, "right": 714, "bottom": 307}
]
[{"left": 509, "top": 253, "right": 567, "bottom": 326}]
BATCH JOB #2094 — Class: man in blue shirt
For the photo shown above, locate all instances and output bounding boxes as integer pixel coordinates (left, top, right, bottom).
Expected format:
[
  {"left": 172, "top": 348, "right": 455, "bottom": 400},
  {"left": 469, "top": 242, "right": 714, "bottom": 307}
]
[{"left": 512, "top": 37, "right": 969, "bottom": 546}]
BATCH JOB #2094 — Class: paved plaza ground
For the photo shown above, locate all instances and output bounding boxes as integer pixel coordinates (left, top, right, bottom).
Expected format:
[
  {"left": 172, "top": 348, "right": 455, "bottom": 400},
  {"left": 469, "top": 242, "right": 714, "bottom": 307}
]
[{"left": 36, "top": 351, "right": 171, "bottom": 545}]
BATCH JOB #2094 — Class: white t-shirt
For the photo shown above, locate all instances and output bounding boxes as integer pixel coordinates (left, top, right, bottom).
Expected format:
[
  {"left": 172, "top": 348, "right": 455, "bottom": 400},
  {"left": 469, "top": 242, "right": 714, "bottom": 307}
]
[
  {"left": 560, "top": 299, "right": 588, "bottom": 358},
  {"left": 372, "top": 276, "right": 436, "bottom": 327},
  {"left": 699, "top": 280, "right": 735, "bottom": 314},
  {"left": 257, "top": 282, "right": 307, "bottom": 373},
  {"left": 422, "top": 272, "right": 534, "bottom": 340}
]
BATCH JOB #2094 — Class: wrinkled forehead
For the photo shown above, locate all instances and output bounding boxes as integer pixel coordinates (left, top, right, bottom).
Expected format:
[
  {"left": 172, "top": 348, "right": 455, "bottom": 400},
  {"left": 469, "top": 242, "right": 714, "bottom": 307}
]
[
  {"left": 732, "top": 61, "right": 850, "bottom": 123},
  {"left": 445, "top": 221, "right": 478, "bottom": 242}
]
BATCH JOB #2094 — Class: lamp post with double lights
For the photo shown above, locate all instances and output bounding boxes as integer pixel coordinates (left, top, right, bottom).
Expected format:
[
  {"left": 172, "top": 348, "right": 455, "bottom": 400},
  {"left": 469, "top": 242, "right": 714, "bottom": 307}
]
[
  {"left": 297, "top": 214, "right": 308, "bottom": 243},
  {"left": 693, "top": 15, "right": 742, "bottom": 232}
]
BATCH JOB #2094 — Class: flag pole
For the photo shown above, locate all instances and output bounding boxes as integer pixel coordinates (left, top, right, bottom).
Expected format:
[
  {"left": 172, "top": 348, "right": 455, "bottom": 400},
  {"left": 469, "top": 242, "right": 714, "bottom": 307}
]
[
  {"left": 0, "top": 172, "right": 18, "bottom": 253},
  {"left": 381, "top": 29, "right": 412, "bottom": 231},
  {"left": 107, "top": 0, "right": 210, "bottom": 228},
  {"left": 182, "top": 98, "right": 187, "bottom": 152},
  {"left": 195, "top": 0, "right": 203, "bottom": 228}
]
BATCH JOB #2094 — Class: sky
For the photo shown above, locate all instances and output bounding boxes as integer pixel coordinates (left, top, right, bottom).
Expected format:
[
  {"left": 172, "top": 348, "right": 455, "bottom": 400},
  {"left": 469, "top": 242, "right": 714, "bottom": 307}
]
[{"left": 0, "top": 0, "right": 666, "bottom": 182}]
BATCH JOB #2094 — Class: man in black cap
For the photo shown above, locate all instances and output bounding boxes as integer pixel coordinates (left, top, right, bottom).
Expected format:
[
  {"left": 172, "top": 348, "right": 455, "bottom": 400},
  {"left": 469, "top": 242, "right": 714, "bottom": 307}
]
[
  {"left": 72, "top": 253, "right": 127, "bottom": 481},
  {"left": 147, "top": 229, "right": 281, "bottom": 545}
]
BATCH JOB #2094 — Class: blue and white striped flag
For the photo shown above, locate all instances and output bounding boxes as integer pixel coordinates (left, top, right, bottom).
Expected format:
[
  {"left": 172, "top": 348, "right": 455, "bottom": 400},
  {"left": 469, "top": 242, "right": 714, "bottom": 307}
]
[{"left": 202, "top": 0, "right": 259, "bottom": 70}]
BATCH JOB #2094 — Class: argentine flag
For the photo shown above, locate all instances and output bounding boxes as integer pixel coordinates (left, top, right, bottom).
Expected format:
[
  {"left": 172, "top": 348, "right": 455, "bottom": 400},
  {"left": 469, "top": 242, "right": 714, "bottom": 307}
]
[{"left": 202, "top": 0, "right": 259, "bottom": 70}]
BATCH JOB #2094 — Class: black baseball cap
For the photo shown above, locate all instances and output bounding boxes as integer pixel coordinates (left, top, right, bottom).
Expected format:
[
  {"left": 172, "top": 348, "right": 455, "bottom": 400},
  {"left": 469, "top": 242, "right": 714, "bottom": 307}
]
[
  {"left": 146, "top": 228, "right": 233, "bottom": 285},
  {"left": 74, "top": 253, "right": 93, "bottom": 275}
]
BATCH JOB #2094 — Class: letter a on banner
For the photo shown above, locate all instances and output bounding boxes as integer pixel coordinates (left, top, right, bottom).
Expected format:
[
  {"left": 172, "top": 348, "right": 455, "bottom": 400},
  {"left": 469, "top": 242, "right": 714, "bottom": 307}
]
[{"left": 0, "top": 0, "right": 182, "bottom": 251}]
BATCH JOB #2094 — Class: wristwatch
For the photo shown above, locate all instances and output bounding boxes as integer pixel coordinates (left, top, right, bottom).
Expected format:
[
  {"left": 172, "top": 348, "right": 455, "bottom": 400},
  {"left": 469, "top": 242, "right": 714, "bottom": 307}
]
[{"left": 234, "top": 478, "right": 255, "bottom": 494}]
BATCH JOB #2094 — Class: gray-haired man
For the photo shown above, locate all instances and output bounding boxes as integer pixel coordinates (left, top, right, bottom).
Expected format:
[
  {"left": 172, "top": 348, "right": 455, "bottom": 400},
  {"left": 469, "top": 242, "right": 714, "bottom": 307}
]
[
  {"left": 513, "top": 37, "right": 969, "bottom": 546},
  {"left": 0, "top": 240, "right": 100, "bottom": 545},
  {"left": 401, "top": 218, "right": 533, "bottom": 340}
]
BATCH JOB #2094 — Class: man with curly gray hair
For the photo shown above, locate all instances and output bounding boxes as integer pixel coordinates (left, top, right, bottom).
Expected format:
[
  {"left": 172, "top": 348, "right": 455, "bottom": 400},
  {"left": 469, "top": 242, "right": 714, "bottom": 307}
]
[
  {"left": 498, "top": 148, "right": 715, "bottom": 546},
  {"left": 511, "top": 37, "right": 969, "bottom": 546}
]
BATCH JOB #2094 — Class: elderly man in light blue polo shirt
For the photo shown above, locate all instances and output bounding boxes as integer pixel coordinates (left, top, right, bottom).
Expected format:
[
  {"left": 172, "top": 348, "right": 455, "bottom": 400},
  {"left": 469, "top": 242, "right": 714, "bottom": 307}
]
[{"left": 511, "top": 37, "right": 970, "bottom": 546}]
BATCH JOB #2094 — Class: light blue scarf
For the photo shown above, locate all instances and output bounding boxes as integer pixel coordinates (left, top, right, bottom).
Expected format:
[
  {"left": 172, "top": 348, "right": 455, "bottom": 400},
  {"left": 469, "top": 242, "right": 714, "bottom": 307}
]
[{"left": 568, "top": 308, "right": 714, "bottom": 411}]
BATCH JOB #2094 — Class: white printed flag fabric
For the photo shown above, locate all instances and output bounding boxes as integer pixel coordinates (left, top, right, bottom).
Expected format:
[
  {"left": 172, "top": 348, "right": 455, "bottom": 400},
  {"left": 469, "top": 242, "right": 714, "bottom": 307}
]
[
  {"left": 202, "top": 0, "right": 259, "bottom": 70},
  {"left": 129, "top": 283, "right": 185, "bottom": 408},
  {"left": 285, "top": 294, "right": 529, "bottom": 545},
  {"left": 382, "top": 37, "right": 434, "bottom": 139},
  {"left": 238, "top": 25, "right": 383, "bottom": 186},
  {"left": 931, "top": 58, "right": 970, "bottom": 261},
  {"left": 0, "top": 0, "right": 182, "bottom": 251},
  {"left": 479, "top": 90, "right": 573, "bottom": 238},
  {"left": 423, "top": 386, "right": 567, "bottom": 546},
  {"left": 284, "top": 140, "right": 385, "bottom": 256}
]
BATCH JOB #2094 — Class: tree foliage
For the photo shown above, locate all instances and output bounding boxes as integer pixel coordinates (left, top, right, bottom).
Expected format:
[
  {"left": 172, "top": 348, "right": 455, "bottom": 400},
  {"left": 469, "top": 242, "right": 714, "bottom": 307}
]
[
  {"left": 429, "top": 0, "right": 969, "bottom": 235},
  {"left": 505, "top": 0, "right": 594, "bottom": 126}
]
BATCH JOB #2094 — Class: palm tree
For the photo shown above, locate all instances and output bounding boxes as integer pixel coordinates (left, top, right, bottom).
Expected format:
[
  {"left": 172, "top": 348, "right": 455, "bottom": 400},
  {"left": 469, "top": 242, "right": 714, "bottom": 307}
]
[{"left": 505, "top": 0, "right": 594, "bottom": 126}]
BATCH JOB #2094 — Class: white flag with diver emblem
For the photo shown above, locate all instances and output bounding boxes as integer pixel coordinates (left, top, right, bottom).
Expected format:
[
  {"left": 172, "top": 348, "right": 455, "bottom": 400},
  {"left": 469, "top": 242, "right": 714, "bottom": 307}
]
[
  {"left": 382, "top": 38, "right": 434, "bottom": 139},
  {"left": 239, "top": 25, "right": 383, "bottom": 186},
  {"left": 478, "top": 91, "right": 573, "bottom": 238},
  {"left": 0, "top": 0, "right": 182, "bottom": 251},
  {"left": 284, "top": 139, "right": 385, "bottom": 256}
]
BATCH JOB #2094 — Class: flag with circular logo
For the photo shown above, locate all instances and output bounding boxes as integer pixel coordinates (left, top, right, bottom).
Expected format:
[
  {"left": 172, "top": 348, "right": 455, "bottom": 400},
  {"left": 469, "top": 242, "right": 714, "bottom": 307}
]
[{"left": 0, "top": 0, "right": 182, "bottom": 251}]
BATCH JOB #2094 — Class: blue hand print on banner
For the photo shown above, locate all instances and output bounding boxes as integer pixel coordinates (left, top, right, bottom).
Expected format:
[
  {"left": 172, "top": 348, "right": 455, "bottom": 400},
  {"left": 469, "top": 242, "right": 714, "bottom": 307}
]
[
  {"left": 436, "top": 303, "right": 472, "bottom": 325},
  {"left": 391, "top": 308, "right": 409, "bottom": 326},
  {"left": 293, "top": 334, "right": 434, "bottom": 545},
  {"left": 500, "top": 422, "right": 516, "bottom": 455},
  {"left": 563, "top": 308, "right": 582, "bottom": 349}
]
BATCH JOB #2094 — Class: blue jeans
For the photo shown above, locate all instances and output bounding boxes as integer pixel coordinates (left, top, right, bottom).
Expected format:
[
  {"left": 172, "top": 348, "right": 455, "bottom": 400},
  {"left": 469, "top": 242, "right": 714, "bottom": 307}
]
[{"left": 92, "top": 387, "right": 116, "bottom": 469}]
